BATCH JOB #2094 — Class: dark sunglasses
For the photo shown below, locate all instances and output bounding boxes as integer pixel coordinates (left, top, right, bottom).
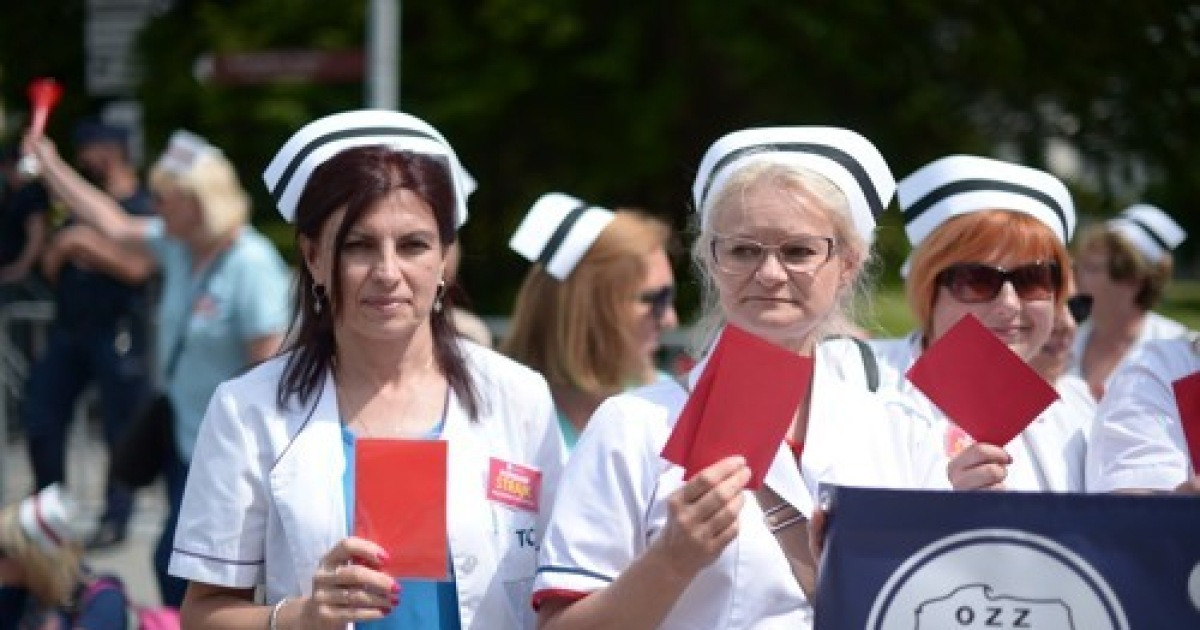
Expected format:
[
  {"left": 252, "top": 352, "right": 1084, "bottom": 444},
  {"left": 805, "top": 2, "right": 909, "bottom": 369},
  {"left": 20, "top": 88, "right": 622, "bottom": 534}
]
[
  {"left": 638, "top": 286, "right": 675, "bottom": 320},
  {"left": 1067, "top": 294, "right": 1094, "bottom": 324},
  {"left": 937, "top": 261, "right": 1062, "bottom": 304}
]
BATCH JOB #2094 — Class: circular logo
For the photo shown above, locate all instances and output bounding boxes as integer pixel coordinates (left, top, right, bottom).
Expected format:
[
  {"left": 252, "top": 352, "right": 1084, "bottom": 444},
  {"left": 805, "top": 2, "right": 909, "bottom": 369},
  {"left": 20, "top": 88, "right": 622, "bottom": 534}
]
[{"left": 867, "top": 528, "right": 1129, "bottom": 630}]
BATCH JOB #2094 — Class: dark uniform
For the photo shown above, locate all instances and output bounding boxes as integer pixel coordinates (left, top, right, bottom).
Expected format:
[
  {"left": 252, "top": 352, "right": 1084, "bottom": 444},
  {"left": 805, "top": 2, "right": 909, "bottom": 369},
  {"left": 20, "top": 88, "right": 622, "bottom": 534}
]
[{"left": 21, "top": 188, "right": 154, "bottom": 539}]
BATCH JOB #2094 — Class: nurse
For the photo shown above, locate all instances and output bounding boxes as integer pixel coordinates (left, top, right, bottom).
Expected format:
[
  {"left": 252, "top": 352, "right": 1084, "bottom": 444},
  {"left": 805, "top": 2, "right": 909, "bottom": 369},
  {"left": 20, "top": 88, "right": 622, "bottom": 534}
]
[
  {"left": 533, "top": 126, "right": 941, "bottom": 629},
  {"left": 504, "top": 193, "right": 678, "bottom": 449},
  {"left": 1071, "top": 204, "right": 1188, "bottom": 400},
  {"left": 1086, "top": 334, "right": 1200, "bottom": 493},
  {"left": 870, "top": 155, "right": 1092, "bottom": 491},
  {"left": 170, "top": 110, "right": 566, "bottom": 629}
]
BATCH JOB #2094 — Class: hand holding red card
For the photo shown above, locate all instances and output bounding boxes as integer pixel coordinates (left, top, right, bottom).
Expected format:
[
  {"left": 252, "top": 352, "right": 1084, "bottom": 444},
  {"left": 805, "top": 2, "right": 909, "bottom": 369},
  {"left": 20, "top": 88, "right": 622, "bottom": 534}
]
[
  {"left": 662, "top": 324, "right": 813, "bottom": 488},
  {"left": 355, "top": 438, "right": 448, "bottom": 579},
  {"left": 1171, "top": 372, "right": 1200, "bottom": 474},
  {"left": 906, "top": 314, "right": 1058, "bottom": 446}
]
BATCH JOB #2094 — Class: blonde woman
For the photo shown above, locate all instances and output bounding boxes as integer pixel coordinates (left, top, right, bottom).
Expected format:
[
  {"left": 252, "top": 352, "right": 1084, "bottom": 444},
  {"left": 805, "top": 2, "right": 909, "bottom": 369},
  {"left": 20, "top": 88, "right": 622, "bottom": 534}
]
[
  {"left": 533, "top": 127, "right": 940, "bottom": 629},
  {"left": 0, "top": 485, "right": 129, "bottom": 629},
  {"left": 504, "top": 193, "right": 678, "bottom": 448},
  {"left": 24, "top": 129, "right": 292, "bottom": 607}
]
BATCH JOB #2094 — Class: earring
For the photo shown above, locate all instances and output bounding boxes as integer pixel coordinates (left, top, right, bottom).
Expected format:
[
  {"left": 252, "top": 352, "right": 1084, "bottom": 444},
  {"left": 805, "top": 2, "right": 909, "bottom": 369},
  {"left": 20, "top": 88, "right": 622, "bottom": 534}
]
[
  {"left": 311, "top": 282, "right": 327, "bottom": 315},
  {"left": 433, "top": 279, "right": 446, "bottom": 314}
]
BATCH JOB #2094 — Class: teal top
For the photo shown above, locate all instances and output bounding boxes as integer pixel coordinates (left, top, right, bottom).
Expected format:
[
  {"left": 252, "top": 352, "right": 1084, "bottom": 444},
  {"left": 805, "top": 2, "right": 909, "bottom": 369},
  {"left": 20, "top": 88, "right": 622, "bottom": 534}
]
[
  {"left": 558, "top": 370, "right": 676, "bottom": 450},
  {"left": 340, "top": 419, "right": 461, "bottom": 630}
]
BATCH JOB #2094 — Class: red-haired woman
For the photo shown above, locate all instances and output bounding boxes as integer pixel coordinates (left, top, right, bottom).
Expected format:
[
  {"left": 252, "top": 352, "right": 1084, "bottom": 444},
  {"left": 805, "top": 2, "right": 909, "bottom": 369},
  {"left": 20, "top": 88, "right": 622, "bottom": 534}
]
[{"left": 868, "top": 155, "right": 1093, "bottom": 492}]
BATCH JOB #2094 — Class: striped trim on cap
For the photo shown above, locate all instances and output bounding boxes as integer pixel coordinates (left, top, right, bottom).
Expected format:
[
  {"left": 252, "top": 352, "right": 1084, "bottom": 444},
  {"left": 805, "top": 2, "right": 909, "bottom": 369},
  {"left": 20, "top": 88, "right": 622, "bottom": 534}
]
[
  {"left": 1107, "top": 203, "right": 1186, "bottom": 263},
  {"left": 510, "top": 192, "right": 615, "bottom": 280},
  {"left": 691, "top": 126, "right": 896, "bottom": 242},
  {"left": 17, "top": 484, "right": 78, "bottom": 553},
  {"left": 156, "top": 129, "right": 220, "bottom": 176},
  {"left": 263, "top": 110, "right": 475, "bottom": 226},
  {"left": 898, "top": 155, "right": 1076, "bottom": 247}
]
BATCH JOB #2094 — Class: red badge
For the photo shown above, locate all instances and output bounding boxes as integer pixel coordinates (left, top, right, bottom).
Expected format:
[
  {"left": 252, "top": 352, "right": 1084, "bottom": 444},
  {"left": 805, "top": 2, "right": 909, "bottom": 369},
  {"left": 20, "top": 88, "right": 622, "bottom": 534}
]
[
  {"left": 945, "top": 424, "right": 974, "bottom": 458},
  {"left": 487, "top": 458, "right": 541, "bottom": 513}
]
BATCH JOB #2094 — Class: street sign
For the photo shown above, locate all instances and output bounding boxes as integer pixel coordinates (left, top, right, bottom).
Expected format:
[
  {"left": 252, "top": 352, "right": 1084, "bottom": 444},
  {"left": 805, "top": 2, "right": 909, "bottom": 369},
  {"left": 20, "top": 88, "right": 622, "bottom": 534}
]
[
  {"left": 86, "top": 0, "right": 158, "bottom": 96},
  {"left": 193, "top": 49, "right": 365, "bottom": 86}
]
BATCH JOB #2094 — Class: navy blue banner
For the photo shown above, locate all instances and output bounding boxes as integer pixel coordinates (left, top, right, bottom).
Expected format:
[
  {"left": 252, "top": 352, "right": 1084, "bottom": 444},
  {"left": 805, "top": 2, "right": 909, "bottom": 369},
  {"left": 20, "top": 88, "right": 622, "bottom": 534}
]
[{"left": 815, "top": 487, "right": 1200, "bottom": 629}]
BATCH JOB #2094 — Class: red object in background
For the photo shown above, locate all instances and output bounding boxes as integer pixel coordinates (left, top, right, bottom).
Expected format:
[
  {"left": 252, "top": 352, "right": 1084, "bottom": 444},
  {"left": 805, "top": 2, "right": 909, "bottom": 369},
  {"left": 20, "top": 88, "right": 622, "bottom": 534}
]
[
  {"left": 1171, "top": 372, "right": 1200, "bottom": 475},
  {"left": 27, "top": 77, "right": 63, "bottom": 137}
]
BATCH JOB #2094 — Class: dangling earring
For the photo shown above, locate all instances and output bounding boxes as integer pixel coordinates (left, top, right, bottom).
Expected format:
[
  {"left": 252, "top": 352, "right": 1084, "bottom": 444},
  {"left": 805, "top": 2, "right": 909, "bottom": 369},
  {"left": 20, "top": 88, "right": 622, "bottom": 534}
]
[
  {"left": 311, "top": 282, "right": 327, "bottom": 315},
  {"left": 433, "top": 279, "right": 446, "bottom": 314}
]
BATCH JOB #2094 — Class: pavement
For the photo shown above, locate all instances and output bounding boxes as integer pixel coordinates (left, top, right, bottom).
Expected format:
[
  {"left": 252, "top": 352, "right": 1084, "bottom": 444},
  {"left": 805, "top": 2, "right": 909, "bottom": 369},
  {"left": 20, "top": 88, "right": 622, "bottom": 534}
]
[{"left": 2, "top": 418, "right": 166, "bottom": 607}]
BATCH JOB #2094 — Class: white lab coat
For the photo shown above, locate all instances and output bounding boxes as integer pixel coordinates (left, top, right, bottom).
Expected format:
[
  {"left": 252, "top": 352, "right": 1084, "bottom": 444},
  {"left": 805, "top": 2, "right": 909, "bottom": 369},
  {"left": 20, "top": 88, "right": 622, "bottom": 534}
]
[
  {"left": 1069, "top": 310, "right": 1188, "bottom": 394},
  {"left": 867, "top": 332, "right": 1094, "bottom": 492},
  {"left": 533, "top": 351, "right": 942, "bottom": 630},
  {"left": 1086, "top": 336, "right": 1200, "bottom": 492},
  {"left": 169, "top": 343, "right": 566, "bottom": 629}
]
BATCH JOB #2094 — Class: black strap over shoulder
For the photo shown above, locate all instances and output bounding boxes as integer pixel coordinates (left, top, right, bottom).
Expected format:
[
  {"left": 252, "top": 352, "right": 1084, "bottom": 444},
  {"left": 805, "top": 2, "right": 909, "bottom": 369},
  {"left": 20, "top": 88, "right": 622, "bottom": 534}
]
[{"left": 823, "top": 334, "right": 880, "bottom": 393}]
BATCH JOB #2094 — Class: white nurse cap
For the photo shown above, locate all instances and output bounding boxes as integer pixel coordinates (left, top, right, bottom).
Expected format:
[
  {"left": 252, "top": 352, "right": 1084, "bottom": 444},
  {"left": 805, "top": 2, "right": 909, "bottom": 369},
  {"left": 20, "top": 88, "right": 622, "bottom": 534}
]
[
  {"left": 263, "top": 109, "right": 476, "bottom": 227},
  {"left": 155, "top": 129, "right": 221, "bottom": 176},
  {"left": 691, "top": 126, "right": 896, "bottom": 242},
  {"left": 509, "top": 192, "right": 615, "bottom": 280},
  {"left": 1107, "top": 203, "right": 1186, "bottom": 263},
  {"left": 898, "top": 155, "right": 1076, "bottom": 248},
  {"left": 17, "top": 484, "right": 81, "bottom": 553}
]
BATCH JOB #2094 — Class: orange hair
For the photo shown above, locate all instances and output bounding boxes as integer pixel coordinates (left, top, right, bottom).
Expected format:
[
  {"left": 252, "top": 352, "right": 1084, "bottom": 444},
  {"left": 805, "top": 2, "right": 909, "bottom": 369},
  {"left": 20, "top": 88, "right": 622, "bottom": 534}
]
[{"left": 906, "top": 210, "right": 1071, "bottom": 336}]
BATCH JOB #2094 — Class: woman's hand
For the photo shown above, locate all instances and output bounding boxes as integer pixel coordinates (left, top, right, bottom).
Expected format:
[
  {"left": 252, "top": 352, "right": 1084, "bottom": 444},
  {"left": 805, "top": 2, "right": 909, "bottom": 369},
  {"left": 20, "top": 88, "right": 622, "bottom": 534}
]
[
  {"left": 947, "top": 442, "right": 1012, "bottom": 490},
  {"left": 1175, "top": 476, "right": 1200, "bottom": 495},
  {"left": 650, "top": 455, "right": 751, "bottom": 580},
  {"left": 301, "top": 536, "right": 400, "bottom": 628}
]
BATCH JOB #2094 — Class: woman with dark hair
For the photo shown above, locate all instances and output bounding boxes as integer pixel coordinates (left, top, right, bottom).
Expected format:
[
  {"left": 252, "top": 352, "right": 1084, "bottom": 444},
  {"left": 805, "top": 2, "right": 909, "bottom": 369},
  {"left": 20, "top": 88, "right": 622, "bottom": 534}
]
[{"left": 169, "top": 110, "right": 565, "bottom": 629}]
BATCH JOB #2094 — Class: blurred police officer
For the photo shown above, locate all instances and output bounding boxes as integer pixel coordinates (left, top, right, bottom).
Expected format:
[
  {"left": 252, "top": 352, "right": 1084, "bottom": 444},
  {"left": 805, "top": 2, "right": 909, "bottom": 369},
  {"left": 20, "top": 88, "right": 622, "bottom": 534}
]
[{"left": 22, "top": 120, "right": 155, "bottom": 550}]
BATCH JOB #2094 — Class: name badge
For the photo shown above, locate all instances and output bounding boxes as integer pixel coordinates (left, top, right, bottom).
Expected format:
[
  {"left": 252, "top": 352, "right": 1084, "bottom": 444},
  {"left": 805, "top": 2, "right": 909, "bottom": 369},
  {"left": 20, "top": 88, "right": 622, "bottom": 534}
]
[{"left": 487, "top": 458, "right": 541, "bottom": 513}]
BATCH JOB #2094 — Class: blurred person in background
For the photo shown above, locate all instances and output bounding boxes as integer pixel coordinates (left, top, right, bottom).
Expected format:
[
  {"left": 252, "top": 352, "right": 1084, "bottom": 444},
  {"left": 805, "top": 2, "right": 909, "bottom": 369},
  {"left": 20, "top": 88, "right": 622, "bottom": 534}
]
[
  {"left": 870, "top": 155, "right": 1092, "bottom": 492},
  {"left": 1071, "top": 204, "right": 1188, "bottom": 400},
  {"left": 0, "top": 143, "right": 50, "bottom": 299},
  {"left": 442, "top": 240, "right": 494, "bottom": 347},
  {"left": 23, "top": 128, "right": 292, "bottom": 608},
  {"left": 0, "top": 484, "right": 129, "bottom": 630},
  {"left": 503, "top": 192, "right": 677, "bottom": 449},
  {"left": 19, "top": 120, "right": 155, "bottom": 554}
]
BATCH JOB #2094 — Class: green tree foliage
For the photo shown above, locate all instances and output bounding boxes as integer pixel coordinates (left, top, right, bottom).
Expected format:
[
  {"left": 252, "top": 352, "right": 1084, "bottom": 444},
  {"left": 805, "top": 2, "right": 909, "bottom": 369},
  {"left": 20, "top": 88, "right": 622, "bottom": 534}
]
[{"left": 4, "top": 1, "right": 1198, "bottom": 317}]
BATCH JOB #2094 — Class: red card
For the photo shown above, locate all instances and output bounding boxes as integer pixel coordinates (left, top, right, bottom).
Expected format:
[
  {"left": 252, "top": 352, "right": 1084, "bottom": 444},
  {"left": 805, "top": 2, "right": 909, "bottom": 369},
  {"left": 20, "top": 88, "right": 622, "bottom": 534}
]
[
  {"left": 906, "top": 314, "right": 1058, "bottom": 447},
  {"left": 1171, "top": 372, "right": 1200, "bottom": 473},
  {"left": 355, "top": 438, "right": 448, "bottom": 579},
  {"left": 661, "top": 325, "right": 812, "bottom": 488}
]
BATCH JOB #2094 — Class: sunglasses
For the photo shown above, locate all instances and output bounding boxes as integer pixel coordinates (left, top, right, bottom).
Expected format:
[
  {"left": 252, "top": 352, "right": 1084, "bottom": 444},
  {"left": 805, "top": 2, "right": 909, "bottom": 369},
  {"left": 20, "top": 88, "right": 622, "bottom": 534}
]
[
  {"left": 638, "top": 286, "right": 676, "bottom": 320},
  {"left": 1067, "top": 294, "right": 1094, "bottom": 324},
  {"left": 937, "top": 261, "right": 1062, "bottom": 304}
]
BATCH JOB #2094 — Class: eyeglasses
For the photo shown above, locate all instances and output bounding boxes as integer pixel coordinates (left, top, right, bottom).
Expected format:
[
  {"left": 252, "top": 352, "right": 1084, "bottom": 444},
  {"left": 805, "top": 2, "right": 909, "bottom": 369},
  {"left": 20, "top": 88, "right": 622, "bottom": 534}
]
[
  {"left": 937, "top": 261, "right": 1062, "bottom": 304},
  {"left": 710, "top": 234, "right": 836, "bottom": 276},
  {"left": 638, "top": 286, "right": 675, "bottom": 320}
]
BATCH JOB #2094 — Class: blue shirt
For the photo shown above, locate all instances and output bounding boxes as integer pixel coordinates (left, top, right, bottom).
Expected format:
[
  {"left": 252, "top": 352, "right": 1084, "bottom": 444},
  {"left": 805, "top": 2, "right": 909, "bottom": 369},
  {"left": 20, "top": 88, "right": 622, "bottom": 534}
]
[
  {"left": 144, "top": 221, "right": 292, "bottom": 460},
  {"left": 340, "top": 425, "right": 462, "bottom": 630}
]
